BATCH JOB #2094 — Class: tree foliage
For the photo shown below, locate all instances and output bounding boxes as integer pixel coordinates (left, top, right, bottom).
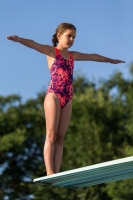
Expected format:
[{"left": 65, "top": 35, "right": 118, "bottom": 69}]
[{"left": 0, "top": 64, "right": 133, "bottom": 200}]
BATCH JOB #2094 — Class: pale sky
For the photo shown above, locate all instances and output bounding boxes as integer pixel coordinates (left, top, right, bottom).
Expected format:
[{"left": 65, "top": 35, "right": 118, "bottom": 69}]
[{"left": 1, "top": 0, "right": 133, "bottom": 102}]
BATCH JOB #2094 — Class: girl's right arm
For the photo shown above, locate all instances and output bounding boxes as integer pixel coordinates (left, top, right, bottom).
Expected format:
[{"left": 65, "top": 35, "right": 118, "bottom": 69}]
[{"left": 6, "top": 35, "right": 53, "bottom": 56}]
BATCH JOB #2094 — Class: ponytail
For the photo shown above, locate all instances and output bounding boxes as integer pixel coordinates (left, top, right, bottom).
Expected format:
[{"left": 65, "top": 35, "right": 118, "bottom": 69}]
[{"left": 52, "top": 34, "right": 58, "bottom": 47}]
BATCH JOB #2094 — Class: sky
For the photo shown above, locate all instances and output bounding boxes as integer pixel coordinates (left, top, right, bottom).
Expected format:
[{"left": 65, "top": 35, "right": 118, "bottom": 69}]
[{"left": 1, "top": 0, "right": 133, "bottom": 102}]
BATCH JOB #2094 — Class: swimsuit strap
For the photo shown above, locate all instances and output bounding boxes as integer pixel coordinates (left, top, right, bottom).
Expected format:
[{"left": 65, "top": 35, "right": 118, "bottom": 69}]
[
  {"left": 69, "top": 52, "right": 73, "bottom": 59},
  {"left": 55, "top": 47, "right": 60, "bottom": 56}
]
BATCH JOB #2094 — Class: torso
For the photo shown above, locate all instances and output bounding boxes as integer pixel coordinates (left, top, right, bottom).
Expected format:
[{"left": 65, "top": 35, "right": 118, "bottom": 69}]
[
  {"left": 46, "top": 48, "right": 72, "bottom": 70},
  {"left": 46, "top": 48, "right": 74, "bottom": 108}
]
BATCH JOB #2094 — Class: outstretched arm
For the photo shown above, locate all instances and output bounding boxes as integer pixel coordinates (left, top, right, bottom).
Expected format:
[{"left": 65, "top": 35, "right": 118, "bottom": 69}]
[
  {"left": 6, "top": 35, "right": 53, "bottom": 56},
  {"left": 72, "top": 51, "right": 125, "bottom": 64}
]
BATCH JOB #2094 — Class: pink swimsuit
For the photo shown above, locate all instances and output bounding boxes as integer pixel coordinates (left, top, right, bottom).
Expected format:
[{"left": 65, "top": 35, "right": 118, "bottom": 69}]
[{"left": 46, "top": 48, "right": 74, "bottom": 108}]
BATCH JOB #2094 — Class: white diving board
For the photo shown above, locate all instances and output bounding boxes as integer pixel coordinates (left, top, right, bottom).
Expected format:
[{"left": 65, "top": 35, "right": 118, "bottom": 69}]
[{"left": 33, "top": 156, "right": 133, "bottom": 189}]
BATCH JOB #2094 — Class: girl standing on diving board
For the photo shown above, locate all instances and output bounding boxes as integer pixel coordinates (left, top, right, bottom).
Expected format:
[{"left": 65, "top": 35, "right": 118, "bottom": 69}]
[{"left": 7, "top": 22, "right": 125, "bottom": 176}]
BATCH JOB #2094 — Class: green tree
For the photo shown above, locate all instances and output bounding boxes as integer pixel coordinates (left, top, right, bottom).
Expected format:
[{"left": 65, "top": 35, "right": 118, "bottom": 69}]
[
  {"left": 0, "top": 64, "right": 133, "bottom": 199},
  {"left": 0, "top": 93, "right": 46, "bottom": 199}
]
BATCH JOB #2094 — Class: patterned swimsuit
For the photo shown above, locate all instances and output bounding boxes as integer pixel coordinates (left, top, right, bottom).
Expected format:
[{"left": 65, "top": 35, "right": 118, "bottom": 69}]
[{"left": 46, "top": 48, "right": 74, "bottom": 108}]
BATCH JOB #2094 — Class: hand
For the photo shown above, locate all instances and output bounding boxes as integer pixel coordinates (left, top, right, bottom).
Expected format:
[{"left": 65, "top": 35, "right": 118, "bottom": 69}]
[
  {"left": 111, "top": 59, "right": 125, "bottom": 64},
  {"left": 6, "top": 35, "right": 20, "bottom": 42}
]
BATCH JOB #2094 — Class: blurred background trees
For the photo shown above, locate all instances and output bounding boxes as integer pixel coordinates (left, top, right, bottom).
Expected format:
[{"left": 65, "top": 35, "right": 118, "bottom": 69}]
[{"left": 0, "top": 64, "right": 133, "bottom": 200}]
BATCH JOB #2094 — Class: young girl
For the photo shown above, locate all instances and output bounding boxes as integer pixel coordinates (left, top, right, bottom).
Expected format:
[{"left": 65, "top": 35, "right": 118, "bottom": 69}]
[{"left": 7, "top": 22, "right": 125, "bottom": 176}]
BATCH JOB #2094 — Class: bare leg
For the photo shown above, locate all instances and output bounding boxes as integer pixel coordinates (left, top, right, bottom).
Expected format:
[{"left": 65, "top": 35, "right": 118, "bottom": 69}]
[
  {"left": 54, "top": 100, "right": 72, "bottom": 173},
  {"left": 44, "top": 93, "right": 61, "bottom": 175}
]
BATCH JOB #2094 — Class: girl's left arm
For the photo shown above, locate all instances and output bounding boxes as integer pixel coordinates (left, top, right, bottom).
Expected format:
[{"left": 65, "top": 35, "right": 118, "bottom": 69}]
[{"left": 72, "top": 51, "right": 125, "bottom": 64}]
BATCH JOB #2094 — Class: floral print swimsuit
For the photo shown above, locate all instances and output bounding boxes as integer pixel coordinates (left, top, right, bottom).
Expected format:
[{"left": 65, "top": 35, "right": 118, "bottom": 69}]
[{"left": 46, "top": 48, "right": 74, "bottom": 108}]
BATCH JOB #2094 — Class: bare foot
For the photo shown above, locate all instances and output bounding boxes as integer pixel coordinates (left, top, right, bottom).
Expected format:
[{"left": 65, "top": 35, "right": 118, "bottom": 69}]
[{"left": 47, "top": 173, "right": 54, "bottom": 176}]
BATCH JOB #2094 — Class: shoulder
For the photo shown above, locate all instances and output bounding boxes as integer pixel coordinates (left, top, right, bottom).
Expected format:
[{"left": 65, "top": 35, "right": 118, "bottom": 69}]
[
  {"left": 43, "top": 45, "right": 56, "bottom": 57},
  {"left": 69, "top": 51, "right": 77, "bottom": 60},
  {"left": 36, "top": 44, "right": 56, "bottom": 57},
  {"left": 69, "top": 51, "right": 84, "bottom": 60},
  {"left": 69, "top": 51, "right": 92, "bottom": 61}
]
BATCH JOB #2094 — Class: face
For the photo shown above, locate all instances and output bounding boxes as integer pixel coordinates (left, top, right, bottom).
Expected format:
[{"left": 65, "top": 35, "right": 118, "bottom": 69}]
[{"left": 57, "top": 29, "right": 76, "bottom": 48}]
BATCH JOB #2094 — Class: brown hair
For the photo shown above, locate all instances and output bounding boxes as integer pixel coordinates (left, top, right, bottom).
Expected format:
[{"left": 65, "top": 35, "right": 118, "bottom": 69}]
[{"left": 52, "top": 23, "right": 76, "bottom": 47}]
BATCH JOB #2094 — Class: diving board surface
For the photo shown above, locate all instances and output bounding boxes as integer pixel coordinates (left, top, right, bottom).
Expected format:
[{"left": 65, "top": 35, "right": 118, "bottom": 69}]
[{"left": 33, "top": 156, "right": 133, "bottom": 189}]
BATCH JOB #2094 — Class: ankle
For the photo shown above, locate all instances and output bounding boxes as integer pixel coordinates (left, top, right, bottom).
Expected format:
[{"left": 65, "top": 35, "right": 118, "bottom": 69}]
[{"left": 47, "top": 172, "right": 54, "bottom": 176}]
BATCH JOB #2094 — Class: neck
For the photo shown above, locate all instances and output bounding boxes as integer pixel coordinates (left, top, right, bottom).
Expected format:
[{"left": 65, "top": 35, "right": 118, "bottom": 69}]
[{"left": 56, "top": 45, "right": 68, "bottom": 52}]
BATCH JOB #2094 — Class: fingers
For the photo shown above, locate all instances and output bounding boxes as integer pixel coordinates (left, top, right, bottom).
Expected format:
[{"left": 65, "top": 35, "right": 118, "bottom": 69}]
[
  {"left": 6, "top": 35, "right": 19, "bottom": 42},
  {"left": 118, "top": 60, "right": 125, "bottom": 64},
  {"left": 6, "top": 36, "right": 15, "bottom": 40},
  {"left": 112, "top": 59, "right": 126, "bottom": 64}
]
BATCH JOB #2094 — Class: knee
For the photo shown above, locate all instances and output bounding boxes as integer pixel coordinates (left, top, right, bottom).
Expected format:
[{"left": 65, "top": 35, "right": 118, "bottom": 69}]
[
  {"left": 56, "top": 134, "right": 65, "bottom": 145},
  {"left": 45, "top": 130, "right": 57, "bottom": 144}
]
